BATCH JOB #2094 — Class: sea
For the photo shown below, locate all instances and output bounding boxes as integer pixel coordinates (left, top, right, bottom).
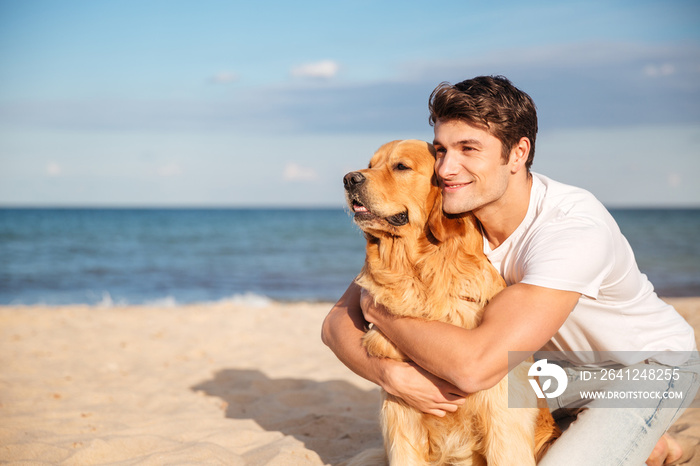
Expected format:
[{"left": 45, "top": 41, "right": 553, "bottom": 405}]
[{"left": 0, "top": 208, "right": 699, "bottom": 306}]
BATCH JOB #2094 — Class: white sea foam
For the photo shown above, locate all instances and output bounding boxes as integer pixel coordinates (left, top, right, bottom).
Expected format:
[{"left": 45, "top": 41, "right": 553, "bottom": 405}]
[
  {"left": 215, "top": 292, "right": 273, "bottom": 308},
  {"left": 1, "top": 292, "right": 278, "bottom": 308},
  {"left": 144, "top": 296, "right": 180, "bottom": 308},
  {"left": 97, "top": 292, "right": 114, "bottom": 308},
  {"left": 139, "top": 293, "right": 275, "bottom": 308},
  {"left": 96, "top": 292, "right": 128, "bottom": 308}
]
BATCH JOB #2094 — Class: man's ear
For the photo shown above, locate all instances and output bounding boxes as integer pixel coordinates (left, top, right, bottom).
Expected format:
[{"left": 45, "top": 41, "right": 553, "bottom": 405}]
[{"left": 509, "top": 137, "right": 530, "bottom": 174}]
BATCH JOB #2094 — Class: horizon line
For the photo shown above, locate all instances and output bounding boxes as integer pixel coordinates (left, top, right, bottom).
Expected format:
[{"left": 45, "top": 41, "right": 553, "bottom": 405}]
[{"left": 1, "top": 204, "right": 700, "bottom": 211}]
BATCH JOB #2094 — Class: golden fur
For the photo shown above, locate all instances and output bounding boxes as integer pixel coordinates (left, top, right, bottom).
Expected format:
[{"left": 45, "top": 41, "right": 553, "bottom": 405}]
[{"left": 344, "top": 140, "right": 559, "bottom": 465}]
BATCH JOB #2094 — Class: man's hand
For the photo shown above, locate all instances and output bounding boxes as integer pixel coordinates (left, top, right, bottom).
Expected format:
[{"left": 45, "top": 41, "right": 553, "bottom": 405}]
[
  {"left": 360, "top": 287, "right": 384, "bottom": 325},
  {"left": 381, "top": 360, "right": 467, "bottom": 417},
  {"left": 359, "top": 288, "right": 468, "bottom": 416},
  {"left": 646, "top": 434, "right": 683, "bottom": 466}
]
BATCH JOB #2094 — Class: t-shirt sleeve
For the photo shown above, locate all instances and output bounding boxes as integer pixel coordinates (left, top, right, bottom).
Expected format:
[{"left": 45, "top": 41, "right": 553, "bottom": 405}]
[{"left": 518, "top": 217, "right": 614, "bottom": 299}]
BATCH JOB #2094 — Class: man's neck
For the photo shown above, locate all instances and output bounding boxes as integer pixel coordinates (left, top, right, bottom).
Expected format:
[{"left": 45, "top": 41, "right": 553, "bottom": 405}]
[{"left": 476, "top": 173, "right": 533, "bottom": 250}]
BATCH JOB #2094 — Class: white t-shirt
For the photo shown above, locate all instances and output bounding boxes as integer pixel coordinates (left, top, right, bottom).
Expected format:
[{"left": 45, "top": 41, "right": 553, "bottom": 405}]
[{"left": 484, "top": 173, "right": 696, "bottom": 365}]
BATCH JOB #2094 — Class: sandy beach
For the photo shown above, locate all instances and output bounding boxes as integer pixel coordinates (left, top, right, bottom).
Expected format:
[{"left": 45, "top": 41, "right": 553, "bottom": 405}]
[{"left": 1, "top": 298, "right": 699, "bottom": 465}]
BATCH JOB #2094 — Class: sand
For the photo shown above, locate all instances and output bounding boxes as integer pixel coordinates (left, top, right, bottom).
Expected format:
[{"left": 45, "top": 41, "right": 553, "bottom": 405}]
[{"left": 1, "top": 298, "right": 699, "bottom": 465}]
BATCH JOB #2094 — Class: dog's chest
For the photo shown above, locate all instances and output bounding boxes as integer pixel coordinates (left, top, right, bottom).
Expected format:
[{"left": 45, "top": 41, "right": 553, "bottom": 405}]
[
  {"left": 360, "top": 236, "right": 492, "bottom": 328},
  {"left": 371, "top": 264, "right": 486, "bottom": 329}
]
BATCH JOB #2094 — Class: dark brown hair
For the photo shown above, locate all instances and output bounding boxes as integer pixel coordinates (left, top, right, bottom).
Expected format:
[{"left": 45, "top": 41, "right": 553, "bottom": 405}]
[{"left": 428, "top": 75, "right": 537, "bottom": 170}]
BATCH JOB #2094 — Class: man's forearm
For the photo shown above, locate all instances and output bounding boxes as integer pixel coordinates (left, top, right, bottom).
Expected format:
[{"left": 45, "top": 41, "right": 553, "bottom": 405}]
[
  {"left": 367, "top": 307, "right": 492, "bottom": 393},
  {"left": 321, "top": 282, "right": 390, "bottom": 387},
  {"left": 322, "top": 282, "right": 469, "bottom": 416},
  {"left": 363, "top": 283, "right": 581, "bottom": 393}
]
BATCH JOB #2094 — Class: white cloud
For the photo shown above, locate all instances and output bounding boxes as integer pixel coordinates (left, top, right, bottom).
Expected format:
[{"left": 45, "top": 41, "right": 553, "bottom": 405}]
[
  {"left": 644, "top": 63, "right": 676, "bottom": 77},
  {"left": 536, "top": 124, "right": 700, "bottom": 207},
  {"left": 290, "top": 60, "right": 339, "bottom": 79},
  {"left": 157, "top": 163, "right": 183, "bottom": 177},
  {"left": 46, "top": 162, "right": 62, "bottom": 177},
  {"left": 667, "top": 172, "right": 682, "bottom": 188},
  {"left": 211, "top": 71, "right": 239, "bottom": 84},
  {"left": 283, "top": 162, "right": 318, "bottom": 181}
]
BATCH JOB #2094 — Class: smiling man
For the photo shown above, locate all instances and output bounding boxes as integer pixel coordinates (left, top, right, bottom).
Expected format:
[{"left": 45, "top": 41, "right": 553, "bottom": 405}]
[{"left": 322, "top": 76, "right": 699, "bottom": 465}]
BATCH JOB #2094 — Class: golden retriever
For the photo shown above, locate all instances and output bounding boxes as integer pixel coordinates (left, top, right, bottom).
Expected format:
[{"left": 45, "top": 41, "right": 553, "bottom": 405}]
[{"left": 343, "top": 140, "right": 559, "bottom": 465}]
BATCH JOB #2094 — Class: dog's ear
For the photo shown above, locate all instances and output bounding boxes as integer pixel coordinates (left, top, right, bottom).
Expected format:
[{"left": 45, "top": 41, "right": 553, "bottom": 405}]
[
  {"left": 426, "top": 177, "right": 481, "bottom": 246},
  {"left": 426, "top": 186, "right": 448, "bottom": 243},
  {"left": 425, "top": 179, "right": 467, "bottom": 243}
]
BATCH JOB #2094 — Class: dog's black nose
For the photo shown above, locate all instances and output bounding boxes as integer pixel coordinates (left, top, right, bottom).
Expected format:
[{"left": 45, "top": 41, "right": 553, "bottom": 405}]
[{"left": 343, "top": 172, "right": 366, "bottom": 189}]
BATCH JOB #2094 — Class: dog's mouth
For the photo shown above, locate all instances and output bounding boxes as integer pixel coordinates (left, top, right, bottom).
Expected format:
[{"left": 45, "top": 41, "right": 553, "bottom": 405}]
[
  {"left": 350, "top": 199, "right": 376, "bottom": 223},
  {"left": 350, "top": 198, "right": 409, "bottom": 227},
  {"left": 351, "top": 199, "right": 369, "bottom": 214}
]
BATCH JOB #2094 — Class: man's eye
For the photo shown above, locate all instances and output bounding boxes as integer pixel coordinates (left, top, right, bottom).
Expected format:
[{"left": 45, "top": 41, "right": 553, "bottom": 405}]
[
  {"left": 435, "top": 148, "right": 446, "bottom": 157},
  {"left": 395, "top": 163, "right": 411, "bottom": 171}
]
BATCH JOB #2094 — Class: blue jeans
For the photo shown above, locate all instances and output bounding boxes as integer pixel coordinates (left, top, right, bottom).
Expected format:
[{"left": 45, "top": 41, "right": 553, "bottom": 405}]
[{"left": 538, "top": 354, "right": 700, "bottom": 466}]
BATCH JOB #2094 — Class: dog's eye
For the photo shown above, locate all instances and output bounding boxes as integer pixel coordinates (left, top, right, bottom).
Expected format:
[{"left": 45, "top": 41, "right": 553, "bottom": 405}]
[{"left": 395, "top": 163, "right": 411, "bottom": 171}]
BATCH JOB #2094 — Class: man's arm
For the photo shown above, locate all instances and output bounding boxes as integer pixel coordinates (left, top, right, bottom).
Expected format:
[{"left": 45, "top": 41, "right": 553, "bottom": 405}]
[
  {"left": 361, "top": 283, "right": 581, "bottom": 394},
  {"left": 321, "top": 281, "right": 468, "bottom": 416}
]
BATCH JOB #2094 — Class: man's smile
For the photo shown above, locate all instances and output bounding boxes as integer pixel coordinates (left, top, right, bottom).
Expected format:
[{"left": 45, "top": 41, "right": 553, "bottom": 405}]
[{"left": 442, "top": 181, "right": 473, "bottom": 192}]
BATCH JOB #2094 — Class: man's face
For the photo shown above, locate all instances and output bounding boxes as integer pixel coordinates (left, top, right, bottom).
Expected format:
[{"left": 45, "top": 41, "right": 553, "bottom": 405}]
[{"left": 433, "top": 119, "right": 511, "bottom": 215}]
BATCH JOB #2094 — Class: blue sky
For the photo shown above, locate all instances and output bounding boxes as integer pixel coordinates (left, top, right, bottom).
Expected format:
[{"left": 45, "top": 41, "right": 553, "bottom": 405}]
[{"left": 1, "top": 0, "right": 699, "bottom": 207}]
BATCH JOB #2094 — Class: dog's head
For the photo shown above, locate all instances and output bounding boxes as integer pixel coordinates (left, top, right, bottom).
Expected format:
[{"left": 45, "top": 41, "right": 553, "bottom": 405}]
[{"left": 344, "top": 139, "right": 466, "bottom": 242}]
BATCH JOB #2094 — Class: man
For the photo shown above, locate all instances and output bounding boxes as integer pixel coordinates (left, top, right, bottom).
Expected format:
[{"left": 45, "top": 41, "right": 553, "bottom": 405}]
[{"left": 322, "top": 76, "right": 699, "bottom": 465}]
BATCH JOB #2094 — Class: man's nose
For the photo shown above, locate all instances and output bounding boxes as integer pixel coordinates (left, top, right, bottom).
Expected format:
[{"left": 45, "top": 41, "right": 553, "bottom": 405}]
[
  {"left": 343, "top": 171, "right": 366, "bottom": 190},
  {"left": 435, "top": 151, "right": 459, "bottom": 180}
]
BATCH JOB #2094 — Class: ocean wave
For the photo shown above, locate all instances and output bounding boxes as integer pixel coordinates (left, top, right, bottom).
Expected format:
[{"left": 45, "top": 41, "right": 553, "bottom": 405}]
[
  {"left": 97, "top": 291, "right": 128, "bottom": 308},
  {"left": 214, "top": 292, "right": 273, "bottom": 307},
  {"left": 1, "top": 291, "right": 278, "bottom": 308},
  {"left": 143, "top": 295, "right": 180, "bottom": 308},
  {"left": 142, "top": 293, "right": 274, "bottom": 308},
  {"left": 117, "top": 292, "right": 275, "bottom": 308}
]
